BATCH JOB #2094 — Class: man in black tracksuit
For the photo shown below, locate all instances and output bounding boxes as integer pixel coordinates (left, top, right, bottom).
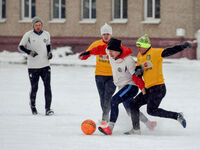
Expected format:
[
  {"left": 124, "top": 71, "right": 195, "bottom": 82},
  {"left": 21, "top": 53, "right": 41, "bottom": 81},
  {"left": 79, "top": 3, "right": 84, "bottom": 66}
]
[
  {"left": 127, "top": 34, "right": 192, "bottom": 134},
  {"left": 18, "top": 17, "right": 54, "bottom": 116}
]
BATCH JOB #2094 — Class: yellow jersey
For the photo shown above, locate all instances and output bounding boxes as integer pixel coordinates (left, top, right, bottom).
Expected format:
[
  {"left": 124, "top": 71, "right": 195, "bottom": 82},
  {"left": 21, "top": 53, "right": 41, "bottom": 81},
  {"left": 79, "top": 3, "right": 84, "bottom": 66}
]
[
  {"left": 86, "top": 39, "right": 112, "bottom": 76},
  {"left": 137, "top": 48, "right": 165, "bottom": 88}
]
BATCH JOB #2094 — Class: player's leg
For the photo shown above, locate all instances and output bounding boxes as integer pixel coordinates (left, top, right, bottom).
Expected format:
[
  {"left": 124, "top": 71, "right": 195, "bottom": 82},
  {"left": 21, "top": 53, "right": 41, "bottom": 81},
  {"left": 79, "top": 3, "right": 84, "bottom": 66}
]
[{"left": 28, "top": 68, "right": 40, "bottom": 115}]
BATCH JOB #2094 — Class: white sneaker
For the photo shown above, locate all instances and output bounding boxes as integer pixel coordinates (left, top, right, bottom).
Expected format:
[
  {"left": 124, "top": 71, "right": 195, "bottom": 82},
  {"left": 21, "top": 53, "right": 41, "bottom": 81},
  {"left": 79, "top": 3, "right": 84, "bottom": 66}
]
[{"left": 124, "top": 129, "right": 141, "bottom": 135}]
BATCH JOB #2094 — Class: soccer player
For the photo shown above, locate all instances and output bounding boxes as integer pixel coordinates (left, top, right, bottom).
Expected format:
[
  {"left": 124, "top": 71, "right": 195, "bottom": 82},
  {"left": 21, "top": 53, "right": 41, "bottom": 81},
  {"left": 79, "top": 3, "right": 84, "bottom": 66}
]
[
  {"left": 79, "top": 23, "right": 116, "bottom": 125},
  {"left": 128, "top": 34, "right": 191, "bottom": 134},
  {"left": 18, "top": 17, "right": 54, "bottom": 116}
]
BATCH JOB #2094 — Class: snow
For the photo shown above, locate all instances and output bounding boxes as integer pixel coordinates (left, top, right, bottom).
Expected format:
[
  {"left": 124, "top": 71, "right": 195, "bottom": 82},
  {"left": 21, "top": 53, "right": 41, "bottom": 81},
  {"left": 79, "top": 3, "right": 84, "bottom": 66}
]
[{"left": 0, "top": 47, "right": 200, "bottom": 150}]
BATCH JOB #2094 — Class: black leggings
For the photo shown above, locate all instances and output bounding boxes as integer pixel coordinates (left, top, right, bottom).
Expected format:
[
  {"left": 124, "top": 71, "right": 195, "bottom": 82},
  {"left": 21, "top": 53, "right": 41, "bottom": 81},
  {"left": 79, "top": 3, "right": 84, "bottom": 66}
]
[
  {"left": 130, "top": 84, "right": 178, "bottom": 130},
  {"left": 28, "top": 66, "right": 52, "bottom": 109},
  {"left": 95, "top": 75, "right": 116, "bottom": 122}
]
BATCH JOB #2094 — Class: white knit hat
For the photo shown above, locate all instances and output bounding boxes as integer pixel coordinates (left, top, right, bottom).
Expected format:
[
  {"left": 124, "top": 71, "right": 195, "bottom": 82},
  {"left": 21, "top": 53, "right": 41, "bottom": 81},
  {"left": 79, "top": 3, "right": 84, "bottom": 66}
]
[{"left": 100, "top": 23, "right": 112, "bottom": 35}]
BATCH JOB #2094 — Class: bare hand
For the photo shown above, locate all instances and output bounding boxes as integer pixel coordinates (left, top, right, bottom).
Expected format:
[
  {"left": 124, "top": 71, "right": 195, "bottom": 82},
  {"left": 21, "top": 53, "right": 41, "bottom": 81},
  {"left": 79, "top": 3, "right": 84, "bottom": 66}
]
[{"left": 141, "top": 88, "right": 146, "bottom": 95}]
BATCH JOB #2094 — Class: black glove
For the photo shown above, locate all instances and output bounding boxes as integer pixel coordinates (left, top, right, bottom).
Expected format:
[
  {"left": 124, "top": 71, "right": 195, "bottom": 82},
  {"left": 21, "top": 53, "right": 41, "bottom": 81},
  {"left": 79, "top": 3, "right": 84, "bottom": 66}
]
[
  {"left": 48, "top": 52, "right": 53, "bottom": 60},
  {"left": 79, "top": 51, "right": 90, "bottom": 57},
  {"left": 135, "top": 66, "right": 143, "bottom": 77},
  {"left": 183, "top": 41, "right": 192, "bottom": 48},
  {"left": 29, "top": 51, "right": 38, "bottom": 57}
]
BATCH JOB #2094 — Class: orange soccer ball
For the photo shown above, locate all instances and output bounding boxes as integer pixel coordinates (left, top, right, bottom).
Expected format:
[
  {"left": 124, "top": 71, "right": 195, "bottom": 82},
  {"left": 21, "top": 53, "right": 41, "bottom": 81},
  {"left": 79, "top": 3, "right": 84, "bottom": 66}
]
[{"left": 81, "top": 119, "right": 96, "bottom": 135}]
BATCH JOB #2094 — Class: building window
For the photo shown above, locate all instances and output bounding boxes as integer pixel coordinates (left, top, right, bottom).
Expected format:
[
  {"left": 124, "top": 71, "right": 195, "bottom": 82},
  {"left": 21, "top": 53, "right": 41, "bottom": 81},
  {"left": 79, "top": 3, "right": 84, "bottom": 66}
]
[
  {"left": 0, "top": 0, "right": 6, "bottom": 20},
  {"left": 21, "top": 0, "right": 36, "bottom": 20},
  {"left": 111, "top": 0, "right": 127, "bottom": 23},
  {"left": 80, "top": 0, "right": 96, "bottom": 23},
  {"left": 51, "top": 0, "right": 66, "bottom": 21},
  {"left": 143, "top": 0, "right": 160, "bottom": 24}
]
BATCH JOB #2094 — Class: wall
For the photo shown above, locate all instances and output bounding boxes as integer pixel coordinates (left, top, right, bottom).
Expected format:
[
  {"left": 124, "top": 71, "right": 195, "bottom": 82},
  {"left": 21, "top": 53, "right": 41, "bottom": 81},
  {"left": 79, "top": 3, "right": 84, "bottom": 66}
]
[{"left": 0, "top": 0, "right": 199, "bottom": 59}]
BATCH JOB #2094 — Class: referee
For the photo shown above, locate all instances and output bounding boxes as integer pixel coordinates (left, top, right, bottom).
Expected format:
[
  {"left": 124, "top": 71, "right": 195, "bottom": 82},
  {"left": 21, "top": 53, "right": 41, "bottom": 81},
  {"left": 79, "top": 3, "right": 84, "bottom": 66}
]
[{"left": 18, "top": 16, "right": 54, "bottom": 116}]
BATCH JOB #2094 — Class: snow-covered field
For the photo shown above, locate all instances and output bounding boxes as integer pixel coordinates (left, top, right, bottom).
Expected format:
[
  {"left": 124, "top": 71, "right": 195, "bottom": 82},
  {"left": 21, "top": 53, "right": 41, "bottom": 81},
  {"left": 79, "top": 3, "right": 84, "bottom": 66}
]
[{"left": 0, "top": 48, "right": 200, "bottom": 150}]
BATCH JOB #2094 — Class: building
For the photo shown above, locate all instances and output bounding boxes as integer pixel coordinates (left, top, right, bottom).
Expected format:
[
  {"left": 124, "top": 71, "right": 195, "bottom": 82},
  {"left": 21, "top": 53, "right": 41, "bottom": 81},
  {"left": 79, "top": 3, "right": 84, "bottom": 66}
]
[{"left": 0, "top": 0, "right": 200, "bottom": 59}]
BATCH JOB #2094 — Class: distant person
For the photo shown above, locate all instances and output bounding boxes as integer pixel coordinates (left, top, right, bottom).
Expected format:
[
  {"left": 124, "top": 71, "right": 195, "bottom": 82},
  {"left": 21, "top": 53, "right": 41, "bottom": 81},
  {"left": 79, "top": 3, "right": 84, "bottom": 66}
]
[
  {"left": 128, "top": 34, "right": 192, "bottom": 134},
  {"left": 79, "top": 38, "right": 156, "bottom": 135},
  {"left": 18, "top": 16, "right": 54, "bottom": 116}
]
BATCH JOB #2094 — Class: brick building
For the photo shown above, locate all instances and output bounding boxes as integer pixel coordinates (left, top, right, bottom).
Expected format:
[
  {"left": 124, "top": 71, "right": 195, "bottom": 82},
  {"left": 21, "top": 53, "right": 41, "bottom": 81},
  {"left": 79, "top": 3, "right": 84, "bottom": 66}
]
[{"left": 0, "top": 0, "right": 200, "bottom": 59}]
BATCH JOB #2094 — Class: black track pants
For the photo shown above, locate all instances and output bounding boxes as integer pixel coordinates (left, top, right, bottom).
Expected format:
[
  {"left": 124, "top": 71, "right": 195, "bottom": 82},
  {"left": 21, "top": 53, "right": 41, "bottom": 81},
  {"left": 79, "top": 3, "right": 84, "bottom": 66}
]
[
  {"left": 95, "top": 75, "right": 116, "bottom": 122},
  {"left": 28, "top": 66, "right": 52, "bottom": 110},
  {"left": 130, "top": 84, "right": 178, "bottom": 130}
]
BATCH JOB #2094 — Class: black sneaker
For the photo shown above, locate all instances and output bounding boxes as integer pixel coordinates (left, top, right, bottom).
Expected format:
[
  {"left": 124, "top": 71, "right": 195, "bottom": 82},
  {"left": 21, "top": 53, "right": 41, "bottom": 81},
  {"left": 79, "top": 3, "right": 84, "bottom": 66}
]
[
  {"left": 31, "top": 107, "right": 38, "bottom": 115},
  {"left": 46, "top": 109, "right": 54, "bottom": 116}
]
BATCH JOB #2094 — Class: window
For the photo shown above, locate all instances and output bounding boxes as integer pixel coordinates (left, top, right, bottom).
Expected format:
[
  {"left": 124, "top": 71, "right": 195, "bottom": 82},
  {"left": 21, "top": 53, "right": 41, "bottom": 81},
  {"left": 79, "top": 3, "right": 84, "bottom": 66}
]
[
  {"left": 0, "top": 0, "right": 6, "bottom": 21},
  {"left": 21, "top": 0, "right": 35, "bottom": 20},
  {"left": 143, "top": 0, "right": 160, "bottom": 24},
  {"left": 51, "top": 0, "right": 66, "bottom": 21},
  {"left": 112, "top": 0, "right": 127, "bottom": 23},
  {"left": 80, "top": 0, "right": 96, "bottom": 23}
]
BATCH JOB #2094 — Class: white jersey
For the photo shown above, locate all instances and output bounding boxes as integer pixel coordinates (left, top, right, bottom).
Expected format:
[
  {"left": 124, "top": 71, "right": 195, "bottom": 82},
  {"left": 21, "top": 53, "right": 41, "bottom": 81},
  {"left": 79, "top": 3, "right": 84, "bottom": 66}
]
[
  {"left": 106, "top": 49, "right": 136, "bottom": 89},
  {"left": 19, "top": 30, "right": 50, "bottom": 69}
]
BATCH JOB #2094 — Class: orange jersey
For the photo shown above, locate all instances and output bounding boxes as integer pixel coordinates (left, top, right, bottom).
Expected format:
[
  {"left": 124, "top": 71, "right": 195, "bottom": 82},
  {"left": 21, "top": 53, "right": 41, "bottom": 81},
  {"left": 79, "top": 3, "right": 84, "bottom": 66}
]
[
  {"left": 86, "top": 39, "right": 112, "bottom": 76},
  {"left": 137, "top": 48, "right": 165, "bottom": 88}
]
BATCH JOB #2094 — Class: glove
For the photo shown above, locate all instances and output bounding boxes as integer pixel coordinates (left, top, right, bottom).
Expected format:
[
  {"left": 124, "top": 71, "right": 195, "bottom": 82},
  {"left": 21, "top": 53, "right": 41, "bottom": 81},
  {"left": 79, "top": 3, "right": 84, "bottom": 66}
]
[
  {"left": 135, "top": 66, "right": 143, "bottom": 77},
  {"left": 183, "top": 41, "right": 192, "bottom": 48},
  {"left": 29, "top": 51, "right": 38, "bottom": 57},
  {"left": 79, "top": 51, "right": 90, "bottom": 57},
  {"left": 48, "top": 52, "right": 53, "bottom": 60},
  {"left": 79, "top": 51, "right": 91, "bottom": 60}
]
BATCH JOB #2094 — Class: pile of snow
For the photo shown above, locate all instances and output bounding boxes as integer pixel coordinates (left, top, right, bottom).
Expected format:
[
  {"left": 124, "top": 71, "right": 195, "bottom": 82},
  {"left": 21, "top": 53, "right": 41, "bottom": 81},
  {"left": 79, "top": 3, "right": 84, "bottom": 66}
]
[
  {"left": 50, "top": 46, "right": 95, "bottom": 66},
  {"left": 0, "top": 46, "right": 96, "bottom": 66},
  {"left": 0, "top": 50, "right": 27, "bottom": 64},
  {"left": 0, "top": 46, "right": 199, "bottom": 66}
]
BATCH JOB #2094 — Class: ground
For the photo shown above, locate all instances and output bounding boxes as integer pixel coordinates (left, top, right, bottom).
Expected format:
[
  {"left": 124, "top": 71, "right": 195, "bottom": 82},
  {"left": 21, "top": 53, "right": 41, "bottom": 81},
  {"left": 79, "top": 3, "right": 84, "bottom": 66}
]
[{"left": 0, "top": 52, "right": 200, "bottom": 150}]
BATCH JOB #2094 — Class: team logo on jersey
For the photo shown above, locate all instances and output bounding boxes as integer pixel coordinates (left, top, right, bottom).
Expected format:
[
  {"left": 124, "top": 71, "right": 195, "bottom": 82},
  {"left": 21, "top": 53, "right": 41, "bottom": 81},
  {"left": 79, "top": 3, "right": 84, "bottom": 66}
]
[
  {"left": 146, "top": 55, "right": 151, "bottom": 60},
  {"left": 43, "top": 39, "right": 47, "bottom": 43},
  {"left": 99, "top": 55, "right": 109, "bottom": 60},
  {"left": 118, "top": 67, "right": 122, "bottom": 72},
  {"left": 141, "top": 61, "right": 152, "bottom": 70},
  {"left": 99, "top": 55, "right": 110, "bottom": 63}
]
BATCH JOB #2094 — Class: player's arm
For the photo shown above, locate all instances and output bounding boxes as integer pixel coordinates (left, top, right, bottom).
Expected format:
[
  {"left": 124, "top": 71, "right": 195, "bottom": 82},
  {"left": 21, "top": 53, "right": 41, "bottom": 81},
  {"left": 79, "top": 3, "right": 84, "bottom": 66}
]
[
  {"left": 18, "top": 45, "right": 38, "bottom": 57},
  {"left": 78, "top": 42, "right": 98, "bottom": 60},
  {"left": 161, "top": 41, "right": 192, "bottom": 57},
  {"left": 125, "top": 56, "right": 145, "bottom": 94},
  {"left": 46, "top": 45, "right": 52, "bottom": 59},
  {"left": 46, "top": 32, "right": 52, "bottom": 59},
  {"left": 78, "top": 45, "right": 107, "bottom": 60},
  {"left": 132, "top": 74, "right": 145, "bottom": 91},
  {"left": 133, "top": 66, "right": 145, "bottom": 94},
  {"left": 18, "top": 32, "right": 38, "bottom": 57},
  {"left": 18, "top": 45, "right": 32, "bottom": 55}
]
